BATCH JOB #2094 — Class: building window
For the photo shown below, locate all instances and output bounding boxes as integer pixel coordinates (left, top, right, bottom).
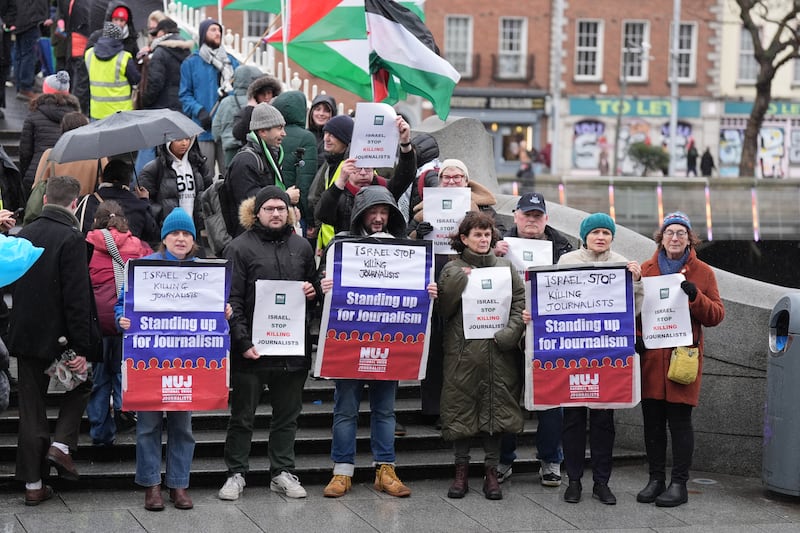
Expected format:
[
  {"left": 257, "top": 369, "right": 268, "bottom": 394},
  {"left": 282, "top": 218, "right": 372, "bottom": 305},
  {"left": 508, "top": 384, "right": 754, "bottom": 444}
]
[
  {"left": 244, "top": 11, "right": 271, "bottom": 52},
  {"left": 671, "top": 22, "right": 697, "bottom": 83},
  {"left": 497, "top": 17, "right": 526, "bottom": 79},
  {"left": 575, "top": 20, "right": 602, "bottom": 81},
  {"left": 445, "top": 15, "right": 473, "bottom": 77},
  {"left": 621, "top": 21, "right": 649, "bottom": 82},
  {"left": 738, "top": 26, "right": 759, "bottom": 83}
]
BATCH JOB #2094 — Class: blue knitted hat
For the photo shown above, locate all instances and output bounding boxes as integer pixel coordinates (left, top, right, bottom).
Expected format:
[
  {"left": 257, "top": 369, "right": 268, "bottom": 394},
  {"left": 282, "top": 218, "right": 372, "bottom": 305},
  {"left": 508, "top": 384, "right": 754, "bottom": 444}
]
[
  {"left": 161, "top": 208, "right": 196, "bottom": 240},
  {"left": 580, "top": 213, "right": 616, "bottom": 243},
  {"left": 662, "top": 211, "right": 692, "bottom": 231}
]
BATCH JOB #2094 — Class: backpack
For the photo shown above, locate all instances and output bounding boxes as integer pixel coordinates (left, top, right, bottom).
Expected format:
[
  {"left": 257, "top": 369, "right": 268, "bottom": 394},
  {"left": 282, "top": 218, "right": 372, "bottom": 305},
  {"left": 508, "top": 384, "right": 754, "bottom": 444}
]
[{"left": 132, "top": 55, "right": 150, "bottom": 110}]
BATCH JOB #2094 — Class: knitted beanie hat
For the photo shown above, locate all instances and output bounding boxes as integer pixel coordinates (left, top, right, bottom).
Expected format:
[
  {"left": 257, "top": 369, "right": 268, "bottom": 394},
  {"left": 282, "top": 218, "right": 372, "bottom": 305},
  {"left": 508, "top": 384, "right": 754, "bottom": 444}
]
[
  {"left": 254, "top": 185, "right": 290, "bottom": 214},
  {"left": 249, "top": 102, "right": 286, "bottom": 131},
  {"left": 322, "top": 115, "right": 354, "bottom": 145},
  {"left": 661, "top": 211, "right": 692, "bottom": 231},
  {"left": 438, "top": 159, "right": 470, "bottom": 182},
  {"left": 102, "top": 21, "right": 124, "bottom": 40},
  {"left": 42, "top": 71, "right": 70, "bottom": 94},
  {"left": 161, "top": 208, "right": 196, "bottom": 240},
  {"left": 580, "top": 212, "right": 616, "bottom": 243}
]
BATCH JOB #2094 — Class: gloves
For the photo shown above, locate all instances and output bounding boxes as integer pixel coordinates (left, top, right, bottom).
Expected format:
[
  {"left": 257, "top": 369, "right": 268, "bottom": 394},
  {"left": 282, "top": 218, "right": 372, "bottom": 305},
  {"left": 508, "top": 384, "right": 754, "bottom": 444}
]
[
  {"left": 681, "top": 280, "right": 698, "bottom": 302},
  {"left": 415, "top": 221, "right": 433, "bottom": 239},
  {"left": 635, "top": 336, "right": 645, "bottom": 354},
  {"left": 197, "top": 109, "right": 212, "bottom": 130}
]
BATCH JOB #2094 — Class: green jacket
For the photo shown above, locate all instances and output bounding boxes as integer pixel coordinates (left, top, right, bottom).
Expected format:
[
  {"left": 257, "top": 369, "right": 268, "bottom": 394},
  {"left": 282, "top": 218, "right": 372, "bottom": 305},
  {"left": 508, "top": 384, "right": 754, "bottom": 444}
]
[
  {"left": 437, "top": 248, "right": 525, "bottom": 441},
  {"left": 271, "top": 90, "right": 318, "bottom": 226}
]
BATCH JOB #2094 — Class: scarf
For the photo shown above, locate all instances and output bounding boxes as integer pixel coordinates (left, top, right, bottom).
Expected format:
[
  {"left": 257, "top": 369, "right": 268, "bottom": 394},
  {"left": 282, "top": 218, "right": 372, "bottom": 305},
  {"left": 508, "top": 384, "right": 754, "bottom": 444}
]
[
  {"left": 198, "top": 43, "right": 234, "bottom": 95},
  {"left": 247, "top": 131, "right": 285, "bottom": 190},
  {"left": 657, "top": 247, "right": 690, "bottom": 275}
]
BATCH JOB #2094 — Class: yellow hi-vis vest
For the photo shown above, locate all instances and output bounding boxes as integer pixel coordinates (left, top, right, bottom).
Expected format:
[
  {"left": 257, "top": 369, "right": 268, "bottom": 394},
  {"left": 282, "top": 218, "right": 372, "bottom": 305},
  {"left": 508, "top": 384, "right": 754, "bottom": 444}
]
[{"left": 85, "top": 48, "right": 133, "bottom": 120}]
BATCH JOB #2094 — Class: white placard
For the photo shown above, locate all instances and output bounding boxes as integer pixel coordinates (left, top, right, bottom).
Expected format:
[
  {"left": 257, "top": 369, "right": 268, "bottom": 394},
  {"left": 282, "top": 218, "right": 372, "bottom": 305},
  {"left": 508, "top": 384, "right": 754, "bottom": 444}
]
[
  {"left": 132, "top": 265, "right": 226, "bottom": 312},
  {"left": 462, "top": 266, "right": 512, "bottom": 339},
  {"left": 534, "top": 268, "right": 628, "bottom": 316},
  {"left": 340, "top": 241, "right": 426, "bottom": 290},
  {"left": 422, "top": 187, "right": 471, "bottom": 255},
  {"left": 252, "top": 279, "right": 306, "bottom": 356},
  {"left": 350, "top": 102, "right": 399, "bottom": 168},
  {"left": 641, "top": 274, "right": 693, "bottom": 349},
  {"left": 504, "top": 237, "right": 554, "bottom": 279}
]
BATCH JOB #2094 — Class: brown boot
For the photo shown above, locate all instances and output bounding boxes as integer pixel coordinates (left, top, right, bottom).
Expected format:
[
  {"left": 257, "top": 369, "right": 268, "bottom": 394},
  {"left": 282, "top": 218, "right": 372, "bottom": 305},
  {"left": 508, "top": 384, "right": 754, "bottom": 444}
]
[
  {"left": 483, "top": 466, "right": 502, "bottom": 500},
  {"left": 169, "top": 488, "right": 193, "bottom": 509},
  {"left": 447, "top": 463, "right": 469, "bottom": 498},
  {"left": 144, "top": 485, "right": 164, "bottom": 511}
]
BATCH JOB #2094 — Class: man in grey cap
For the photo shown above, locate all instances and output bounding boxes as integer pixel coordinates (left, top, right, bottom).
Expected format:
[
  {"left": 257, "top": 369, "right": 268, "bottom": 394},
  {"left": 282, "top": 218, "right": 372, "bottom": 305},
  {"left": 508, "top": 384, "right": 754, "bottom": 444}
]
[
  {"left": 225, "top": 102, "right": 300, "bottom": 236},
  {"left": 493, "top": 192, "right": 573, "bottom": 487}
]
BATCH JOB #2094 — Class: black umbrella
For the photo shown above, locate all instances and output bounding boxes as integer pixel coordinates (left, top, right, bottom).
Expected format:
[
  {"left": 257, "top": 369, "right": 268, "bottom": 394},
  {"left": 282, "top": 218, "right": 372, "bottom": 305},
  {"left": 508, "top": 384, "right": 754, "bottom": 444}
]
[{"left": 48, "top": 109, "right": 203, "bottom": 164}]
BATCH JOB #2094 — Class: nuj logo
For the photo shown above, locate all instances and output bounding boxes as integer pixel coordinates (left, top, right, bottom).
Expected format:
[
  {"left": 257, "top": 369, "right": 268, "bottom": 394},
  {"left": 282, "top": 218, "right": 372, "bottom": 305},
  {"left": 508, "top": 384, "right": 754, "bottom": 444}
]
[
  {"left": 569, "top": 373, "right": 599, "bottom": 386},
  {"left": 162, "top": 375, "right": 193, "bottom": 388},
  {"left": 360, "top": 347, "right": 389, "bottom": 359}
]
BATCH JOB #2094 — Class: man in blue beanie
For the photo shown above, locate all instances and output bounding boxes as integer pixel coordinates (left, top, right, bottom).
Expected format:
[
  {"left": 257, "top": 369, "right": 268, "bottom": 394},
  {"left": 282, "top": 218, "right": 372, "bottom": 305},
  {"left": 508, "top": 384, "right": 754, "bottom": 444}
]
[{"left": 179, "top": 18, "right": 240, "bottom": 176}]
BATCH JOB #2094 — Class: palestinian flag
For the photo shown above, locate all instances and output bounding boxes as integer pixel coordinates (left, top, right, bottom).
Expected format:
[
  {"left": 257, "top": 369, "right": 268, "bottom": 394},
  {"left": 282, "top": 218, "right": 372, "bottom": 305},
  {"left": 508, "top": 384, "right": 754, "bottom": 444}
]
[{"left": 365, "top": 0, "right": 460, "bottom": 119}]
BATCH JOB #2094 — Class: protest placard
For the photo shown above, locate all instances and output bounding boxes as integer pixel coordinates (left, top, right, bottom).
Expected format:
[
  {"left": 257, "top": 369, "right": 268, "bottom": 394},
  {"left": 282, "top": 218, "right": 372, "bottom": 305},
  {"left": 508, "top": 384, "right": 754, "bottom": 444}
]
[
  {"left": 349, "top": 102, "right": 399, "bottom": 168},
  {"left": 461, "top": 266, "right": 512, "bottom": 339},
  {"left": 122, "top": 259, "right": 231, "bottom": 411},
  {"left": 252, "top": 279, "right": 307, "bottom": 356},
  {"left": 422, "top": 187, "right": 471, "bottom": 254},
  {"left": 315, "top": 238, "right": 434, "bottom": 380},
  {"left": 524, "top": 263, "right": 639, "bottom": 409},
  {"left": 641, "top": 274, "right": 692, "bottom": 348},
  {"left": 503, "top": 236, "right": 554, "bottom": 279}
]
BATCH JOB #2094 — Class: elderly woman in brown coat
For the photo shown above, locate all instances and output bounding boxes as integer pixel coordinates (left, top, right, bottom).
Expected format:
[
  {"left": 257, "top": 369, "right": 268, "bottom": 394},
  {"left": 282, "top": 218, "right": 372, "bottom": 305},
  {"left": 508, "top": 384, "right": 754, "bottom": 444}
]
[{"left": 636, "top": 211, "right": 724, "bottom": 508}]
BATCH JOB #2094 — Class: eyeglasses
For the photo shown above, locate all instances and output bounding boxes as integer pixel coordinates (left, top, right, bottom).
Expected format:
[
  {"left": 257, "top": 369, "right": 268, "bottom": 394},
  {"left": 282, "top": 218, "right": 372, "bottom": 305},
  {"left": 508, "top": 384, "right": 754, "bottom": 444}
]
[
  {"left": 261, "top": 206, "right": 287, "bottom": 213},
  {"left": 664, "top": 230, "right": 688, "bottom": 238},
  {"left": 440, "top": 174, "right": 465, "bottom": 183}
]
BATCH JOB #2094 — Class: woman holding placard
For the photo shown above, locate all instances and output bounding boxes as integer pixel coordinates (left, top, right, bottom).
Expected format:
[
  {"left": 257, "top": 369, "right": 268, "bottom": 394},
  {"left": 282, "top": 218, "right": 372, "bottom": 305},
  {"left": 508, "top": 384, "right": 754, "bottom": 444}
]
[
  {"left": 557, "top": 213, "right": 643, "bottom": 506},
  {"left": 636, "top": 212, "right": 724, "bottom": 507},
  {"left": 437, "top": 211, "right": 525, "bottom": 501},
  {"left": 116, "top": 208, "right": 201, "bottom": 512}
]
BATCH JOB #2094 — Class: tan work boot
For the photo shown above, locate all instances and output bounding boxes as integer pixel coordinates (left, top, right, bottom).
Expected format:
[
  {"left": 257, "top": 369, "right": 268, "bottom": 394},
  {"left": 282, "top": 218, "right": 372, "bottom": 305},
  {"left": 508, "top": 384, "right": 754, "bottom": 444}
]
[
  {"left": 323, "top": 474, "right": 352, "bottom": 498},
  {"left": 374, "top": 464, "right": 411, "bottom": 497}
]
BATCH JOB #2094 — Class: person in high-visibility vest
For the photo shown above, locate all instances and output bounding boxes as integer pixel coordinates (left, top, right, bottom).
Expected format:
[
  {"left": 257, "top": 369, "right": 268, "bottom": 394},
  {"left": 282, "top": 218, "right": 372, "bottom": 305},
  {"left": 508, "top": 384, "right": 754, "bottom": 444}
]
[{"left": 84, "top": 22, "right": 140, "bottom": 120}]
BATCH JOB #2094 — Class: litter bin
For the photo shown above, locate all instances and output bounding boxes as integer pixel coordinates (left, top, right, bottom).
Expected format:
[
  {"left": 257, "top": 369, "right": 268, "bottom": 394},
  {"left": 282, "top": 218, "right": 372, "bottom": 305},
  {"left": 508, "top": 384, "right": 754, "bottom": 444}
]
[{"left": 763, "top": 294, "right": 800, "bottom": 495}]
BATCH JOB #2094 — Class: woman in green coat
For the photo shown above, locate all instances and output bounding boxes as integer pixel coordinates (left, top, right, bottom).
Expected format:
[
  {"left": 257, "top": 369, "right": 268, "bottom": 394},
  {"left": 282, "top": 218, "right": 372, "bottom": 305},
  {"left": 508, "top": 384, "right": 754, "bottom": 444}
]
[{"left": 437, "top": 211, "right": 525, "bottom": 501}]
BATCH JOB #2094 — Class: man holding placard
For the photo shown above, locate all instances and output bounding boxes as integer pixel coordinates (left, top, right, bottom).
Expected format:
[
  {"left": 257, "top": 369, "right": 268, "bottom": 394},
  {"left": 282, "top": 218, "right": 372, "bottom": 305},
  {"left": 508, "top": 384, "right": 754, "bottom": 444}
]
[
  {"left": 219, "top": 186, "right": 320, "bottom": 501},
  {"left": 319, "top": 185, "right": 437, "bottom": 499},
  {"left": 494, "top": 192, "right": 573, "bottom": 487}
]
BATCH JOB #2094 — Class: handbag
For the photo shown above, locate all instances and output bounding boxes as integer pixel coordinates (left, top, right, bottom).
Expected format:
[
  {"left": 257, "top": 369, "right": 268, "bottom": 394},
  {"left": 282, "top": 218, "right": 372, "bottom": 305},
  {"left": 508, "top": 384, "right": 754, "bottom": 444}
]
[{"left": 667, "top": 346, "right": 699, "bottom": 385}]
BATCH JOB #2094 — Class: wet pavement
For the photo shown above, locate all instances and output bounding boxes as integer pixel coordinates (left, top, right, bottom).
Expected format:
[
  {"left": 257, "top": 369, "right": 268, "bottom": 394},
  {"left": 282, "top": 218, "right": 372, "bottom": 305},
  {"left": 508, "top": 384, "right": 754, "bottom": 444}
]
[{"left": 1, "top": 464, "right": 799, "bottom": 532}]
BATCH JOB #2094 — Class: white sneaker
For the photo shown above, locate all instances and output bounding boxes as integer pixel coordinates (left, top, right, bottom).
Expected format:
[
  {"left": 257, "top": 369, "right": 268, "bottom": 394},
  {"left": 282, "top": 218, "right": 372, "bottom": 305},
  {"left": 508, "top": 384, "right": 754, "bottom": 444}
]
[
  {"left": 496, "top": 463, "right": 513, "bottom": 484},
  {"left": 218, "top": 473, "right": 246, "bottom": 500},
  {"left": 539, "top": 461, "right": 562, "bottom": 487},
  {"left": 270, "top": 471, "right": 307, "bottom": 498}
]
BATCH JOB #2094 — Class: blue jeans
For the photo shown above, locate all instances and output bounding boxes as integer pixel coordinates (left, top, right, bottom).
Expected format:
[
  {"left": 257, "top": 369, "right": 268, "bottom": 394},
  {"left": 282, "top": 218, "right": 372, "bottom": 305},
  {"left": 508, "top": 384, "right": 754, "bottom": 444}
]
[
  {"left": 500, "top": 407, "right": 563, "bottom": 465},
  {"left": 14, "top": 26, "right": 40, "bottom": 92},
  {"left": 331, "top": 379, "right": 397, "bottom": 472},
  {"left": 135, "top": 410, "right": 195, "bottom": 489},
  {"left": 86, "top": 336, "right": 123, "bottom": 445}
]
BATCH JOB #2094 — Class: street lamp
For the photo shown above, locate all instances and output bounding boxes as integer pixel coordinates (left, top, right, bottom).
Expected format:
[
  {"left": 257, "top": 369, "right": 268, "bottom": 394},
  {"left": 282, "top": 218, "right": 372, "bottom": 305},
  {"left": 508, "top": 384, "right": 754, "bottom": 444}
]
[{"left": 612, "top": 39, "right": 650, "bottom": 176}]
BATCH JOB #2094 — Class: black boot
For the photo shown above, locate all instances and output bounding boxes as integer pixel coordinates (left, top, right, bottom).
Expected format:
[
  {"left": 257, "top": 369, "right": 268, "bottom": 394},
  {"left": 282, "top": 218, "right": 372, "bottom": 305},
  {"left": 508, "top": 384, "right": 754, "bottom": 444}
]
[
  {"left": 592, "top": 482, "right": 616, "bottom": 505},
  {"left": 447, "top": 463, "right": 469, "bottom": 498},
  {"left": 636, "top": 478, "right": 666, "bottom": 503},
  {"left": 655, "top": 482, "right": 688, "bottom": 507},
  {"left": 563, "top": 479, "right": 582, "bottom": 503}
]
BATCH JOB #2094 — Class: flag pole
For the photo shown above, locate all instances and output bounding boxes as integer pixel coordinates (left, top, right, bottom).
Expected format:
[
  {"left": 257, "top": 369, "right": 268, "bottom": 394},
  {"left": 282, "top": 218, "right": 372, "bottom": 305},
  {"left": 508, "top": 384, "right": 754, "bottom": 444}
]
[
  {"left": 239, "top": 15, "right": 282, "bottom": 67},
  {"left": 282, "top": 0, "right": 290, "bottom": 86}
]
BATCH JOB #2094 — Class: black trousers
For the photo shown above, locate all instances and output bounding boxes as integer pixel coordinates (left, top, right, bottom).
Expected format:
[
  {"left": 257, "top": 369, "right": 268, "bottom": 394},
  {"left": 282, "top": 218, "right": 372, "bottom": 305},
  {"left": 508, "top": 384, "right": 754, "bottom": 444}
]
[
  {"left": 562, "top": 406, "right": 615, "bottom": 484},
  {"left": 641, "top": 398, "right": 694, "bottom": 483},
  {"left": 15, "top": 356, "right": 91, "bottom": 483}
]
